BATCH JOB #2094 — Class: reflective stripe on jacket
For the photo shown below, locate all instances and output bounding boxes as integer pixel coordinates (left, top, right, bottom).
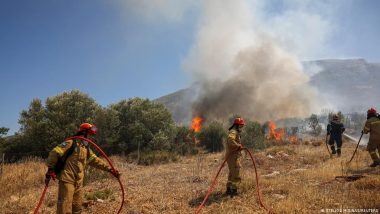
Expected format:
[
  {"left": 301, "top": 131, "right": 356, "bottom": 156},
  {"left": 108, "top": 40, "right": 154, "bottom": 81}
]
[{"left": 47, "top": 139, "right": 111, "bottom": 184}]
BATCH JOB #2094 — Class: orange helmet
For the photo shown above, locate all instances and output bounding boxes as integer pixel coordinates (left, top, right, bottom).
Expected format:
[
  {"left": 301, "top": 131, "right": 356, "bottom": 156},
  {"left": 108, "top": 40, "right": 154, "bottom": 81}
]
[
  {"left": 234, "top": 117, "right": 245, "bottom": 126},
  {"left": 79, "top": 123, "right": 97, "bottom": 135},
  {"left": 367, "top": 108, "right": 377, "bottom": 114}
]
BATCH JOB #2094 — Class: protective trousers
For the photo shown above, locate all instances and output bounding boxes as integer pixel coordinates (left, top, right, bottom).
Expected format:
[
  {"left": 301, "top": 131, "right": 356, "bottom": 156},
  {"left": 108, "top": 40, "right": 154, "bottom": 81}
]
[
  {"left": 328, "top": 136, "right": 342, "bottom": 155},
  {"left": 226, "top": 152, "right": 242, "bottom": 190},
  {"left": 57, "top": 181, "right": 83, "bottom": 214},
  {"left": 367, "top": 139, "right": 380, "bottom": 163}
]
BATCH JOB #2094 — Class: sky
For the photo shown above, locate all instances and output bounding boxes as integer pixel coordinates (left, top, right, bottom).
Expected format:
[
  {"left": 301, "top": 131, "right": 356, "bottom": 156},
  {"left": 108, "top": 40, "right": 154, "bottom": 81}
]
[{"left": 1, "top": 0, "right": 380, "bottom": 135}]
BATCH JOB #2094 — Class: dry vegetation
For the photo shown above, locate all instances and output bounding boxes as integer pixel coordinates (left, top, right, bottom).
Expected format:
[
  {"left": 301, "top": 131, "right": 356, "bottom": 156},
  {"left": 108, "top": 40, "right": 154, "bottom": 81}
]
[{"left": 1, "top": 139, "right": 380, "bottom": 214}]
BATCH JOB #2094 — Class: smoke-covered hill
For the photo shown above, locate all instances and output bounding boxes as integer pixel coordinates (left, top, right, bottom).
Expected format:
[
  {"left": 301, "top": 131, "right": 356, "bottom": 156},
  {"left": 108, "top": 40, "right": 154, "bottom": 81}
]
[
  {"left": 154, "top": 88, "right": 195, "bottom": 125},
  {"left": 156, "top": 59, "right": 380, "bottom": 124},
  {"left": 305, "top": 59, "right": 380, "bottom": 113}
]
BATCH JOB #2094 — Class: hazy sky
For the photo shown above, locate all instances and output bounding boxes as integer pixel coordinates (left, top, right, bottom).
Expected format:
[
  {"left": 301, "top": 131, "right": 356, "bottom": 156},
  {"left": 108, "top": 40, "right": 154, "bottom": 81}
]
[{"left": 1, "top": 0, "right": 379, "bottom": 134}]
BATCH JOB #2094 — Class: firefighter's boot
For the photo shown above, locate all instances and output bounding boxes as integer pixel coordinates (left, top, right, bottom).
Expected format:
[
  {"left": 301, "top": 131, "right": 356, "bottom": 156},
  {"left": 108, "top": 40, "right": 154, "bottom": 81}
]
[
  {"left": 225, "top": 187, "right": 233, "bottom": 196},
  {"left": 331, "top": 146, "right": 336, "bottom": 155},
  {"left": 369, "top": 151, "right": 380, "bottom": 167},
  {"left": 337, "top": 148, "right": 341, "bottom": 157},
  {"left": 230, "top": 188, "right": 238, "bottom": 198}
]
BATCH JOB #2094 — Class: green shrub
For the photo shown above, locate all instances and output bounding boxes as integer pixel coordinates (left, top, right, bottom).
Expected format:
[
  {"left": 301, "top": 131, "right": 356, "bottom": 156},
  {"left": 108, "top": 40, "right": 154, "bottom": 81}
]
[
  {"left": 85, "top": 188, "right": 114, "bottom": 201},
  {"left": 127, "top": 150, "right": 179, "bottom": 165},
  {"left": 173, "top": 142, "right": 199, "bottom": 156},
  {"left": 241, "top": 121, "right": 266, "bottom": 150},
  {"left": 197, "top": 121, "right": 226, "bottom": 153},
  {"left": 83, "top": 167, "right": 110, "bottom": 185}
]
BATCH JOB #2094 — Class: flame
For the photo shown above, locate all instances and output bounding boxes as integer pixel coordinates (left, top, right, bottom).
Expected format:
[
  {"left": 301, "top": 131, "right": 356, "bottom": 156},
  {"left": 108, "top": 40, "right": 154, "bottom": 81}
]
[
  {"left": 268, "top": 121, "right": 285, "bottom": 141},
  {"left": 191, "top": 116, "right": 203, "bottom": 133}
]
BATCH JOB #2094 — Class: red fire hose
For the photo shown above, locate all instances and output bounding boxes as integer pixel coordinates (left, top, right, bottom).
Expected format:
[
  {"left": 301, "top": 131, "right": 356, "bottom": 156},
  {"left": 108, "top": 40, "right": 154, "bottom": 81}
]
[
  {"left": 194, "top": 147, "right": 273, "bottom": 214},
  {"left": 34, "top": 181, "right": 50, "bottom": 214},
  {"left": 34, "top": 136, "right": 125, "bottom": 214}
]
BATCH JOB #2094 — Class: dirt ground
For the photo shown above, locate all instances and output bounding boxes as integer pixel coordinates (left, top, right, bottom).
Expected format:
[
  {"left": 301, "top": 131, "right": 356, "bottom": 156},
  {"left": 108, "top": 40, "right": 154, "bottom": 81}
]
[{"left": 1, "top": 139, "right": 380, "bottom": 214}]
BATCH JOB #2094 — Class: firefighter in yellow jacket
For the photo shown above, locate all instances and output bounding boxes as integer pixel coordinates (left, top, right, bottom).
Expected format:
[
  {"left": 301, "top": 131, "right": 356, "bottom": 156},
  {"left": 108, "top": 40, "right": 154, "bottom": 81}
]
[
  {"left": 225, "top": 117, "right": 245, "bottom": 197},
  {"left": 45, "top": 123, "right": 120, "bottom": 214},
  {"left": 363, "top": 108, "right": 380, "bottom": 167}
]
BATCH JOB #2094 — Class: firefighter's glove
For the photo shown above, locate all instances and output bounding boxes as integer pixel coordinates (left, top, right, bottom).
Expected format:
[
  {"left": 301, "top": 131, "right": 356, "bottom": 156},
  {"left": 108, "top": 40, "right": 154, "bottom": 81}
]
[
  {"left": 45, "top": 168, "right": 56, "bottom": 185},
  {"left": 110, "top": 169, "right": 121, "bottom": 178}
]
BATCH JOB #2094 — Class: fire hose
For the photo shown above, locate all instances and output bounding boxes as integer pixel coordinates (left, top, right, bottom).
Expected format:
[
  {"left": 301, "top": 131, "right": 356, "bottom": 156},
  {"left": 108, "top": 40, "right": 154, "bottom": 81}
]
[
  {"left": 346, "top": 132, "right": 364, "bottom": 164},
  {"left": 194, "top": 147, "right": 274, "bottom": 214},
  {"left": 34, "top": 136, "right": 124, "bottom": 214},
  {"left": 34, "top": 181, "right": 50, "bottom": 214}
]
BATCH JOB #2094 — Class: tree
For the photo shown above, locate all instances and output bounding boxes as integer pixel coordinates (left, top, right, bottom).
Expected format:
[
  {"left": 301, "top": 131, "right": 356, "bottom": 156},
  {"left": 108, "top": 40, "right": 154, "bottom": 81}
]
[
  {"left": 0, "top": 127, "right": 9, "bottom": 137},
  {"left": 173, "top": 125, "right": 197, "bottom": 155},
  {"left": 18, "top": 98, "right": 50, "bottom": 153},
  {"left": 0, "top": 127, "right": 9, "bottom": 152},
  {"left": 93, "top": 107, "right": 120, "bottom": 153},
  {"left": 7, "top": 90, "right": 100, "bottom": 160},
  {"left": 44, "top": 90, "right": 100, "bottom": 147},
  {"left": 307, "top": 114, "right": 322, "bottom": 136},
  {"left": 197, "top": 121, "right": 226, "bottom": 153},
  {"left": 112, "top": 98, "right": 176, "bottom": 153},
  {"left": 241, "top": 121, "right": 266, "bottom": 150}
]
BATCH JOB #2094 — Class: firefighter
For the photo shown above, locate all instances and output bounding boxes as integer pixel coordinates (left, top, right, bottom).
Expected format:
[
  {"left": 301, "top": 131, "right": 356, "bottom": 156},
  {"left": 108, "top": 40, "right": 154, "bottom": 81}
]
[
  {"left": 327, "top": 114, "right": 345, "bottom": 157},
  {"left": 225, "top": 117, "right": 245, "bottom": 197},
  {"left": 363, "top": 108, "right": 380, "bottom": 167},
  {"left": 45, "top": 123, "right": 120, "bottom": 214}
]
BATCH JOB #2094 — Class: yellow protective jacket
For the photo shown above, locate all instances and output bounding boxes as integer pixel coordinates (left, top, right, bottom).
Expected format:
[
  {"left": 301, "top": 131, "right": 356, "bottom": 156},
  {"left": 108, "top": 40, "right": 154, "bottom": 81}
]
[
  {"left": 47, "top": 139, "right": 111, "bottom": 184},
  {"left": 226, "top": 129, "right": 241, "bottom": 157},
  {"left": 363, "top": 117, "right": 380, "bottom": 141}
]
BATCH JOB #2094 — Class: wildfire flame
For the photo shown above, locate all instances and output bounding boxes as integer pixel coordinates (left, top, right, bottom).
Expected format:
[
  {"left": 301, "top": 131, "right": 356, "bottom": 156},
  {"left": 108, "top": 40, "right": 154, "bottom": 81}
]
[
  {"left": 191, "top": 116, "right": 203, "bottom": 133},
  {"left": 268, "top": 121, "right": 285, "bottom": 141}
]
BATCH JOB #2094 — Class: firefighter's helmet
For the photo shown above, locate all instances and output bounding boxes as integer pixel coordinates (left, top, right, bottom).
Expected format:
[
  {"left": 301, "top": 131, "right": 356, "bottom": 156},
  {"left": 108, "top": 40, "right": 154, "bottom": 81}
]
[
  {"left": 332, "top": 114, "right": 339, "bottom": 121},
  {"left": 233, "top": 117, "right": 245, "bottom": 126},
  {"left": 79, "top": 123, "right": 97, "bottom": 135},
  {"left": 367, "top": 108, "right": 377, "bottom": 115}
]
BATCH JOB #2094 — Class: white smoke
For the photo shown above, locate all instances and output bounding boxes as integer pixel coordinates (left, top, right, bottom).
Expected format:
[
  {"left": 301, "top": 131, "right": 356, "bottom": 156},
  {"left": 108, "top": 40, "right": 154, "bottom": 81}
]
[
  {"left": 183, "top": 0, "right": 337, "bottom": 121},
  {"left": 119, "top": 0, "right": 197, "bottom": 23},
  {"left": 119, "top": 0, "right": 349, "bottom": 121}
]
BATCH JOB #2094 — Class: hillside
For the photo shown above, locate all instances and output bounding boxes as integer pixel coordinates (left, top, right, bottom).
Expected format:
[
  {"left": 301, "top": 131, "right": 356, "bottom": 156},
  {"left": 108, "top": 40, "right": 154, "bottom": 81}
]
[
  {"left": 154, "top": 88, "right": 195, "bottom": 125},
  {"left": 156, "top": 59, "right": 380, "bottom": 124},
  {"left": 306, "top": 59, "right": 380, "bottom": 112},
  {"left": 1, "top": 139, "right": 379, "bottom": 213}
]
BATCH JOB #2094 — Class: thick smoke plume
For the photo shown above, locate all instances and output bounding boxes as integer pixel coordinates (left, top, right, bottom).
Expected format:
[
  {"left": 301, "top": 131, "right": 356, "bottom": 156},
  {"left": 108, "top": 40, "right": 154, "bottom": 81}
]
[{"left": 184, "top": 1, "right": 322, "bottom": 122}]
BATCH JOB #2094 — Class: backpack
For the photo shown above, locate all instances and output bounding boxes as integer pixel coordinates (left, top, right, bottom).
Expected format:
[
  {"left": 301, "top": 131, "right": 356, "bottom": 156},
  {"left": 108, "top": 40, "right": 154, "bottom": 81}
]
[{"left": 53, "top": 142, "right": 76, "bottom": 174}]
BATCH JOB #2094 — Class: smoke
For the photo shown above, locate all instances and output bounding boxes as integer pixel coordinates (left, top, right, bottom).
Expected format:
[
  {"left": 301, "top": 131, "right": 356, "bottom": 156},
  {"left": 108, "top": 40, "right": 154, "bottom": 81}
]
[
  {"left": 118, "top": 0, "right": 349, "bottom": 122},
  {"left": 183, "top": 0, "right": 333, "bottom": 122},
  {"left": 190, "top": 41, "right": 321, "bottom": 122},
  {"left": 119, "top": 0, "right": 196, "bottom": 23}
]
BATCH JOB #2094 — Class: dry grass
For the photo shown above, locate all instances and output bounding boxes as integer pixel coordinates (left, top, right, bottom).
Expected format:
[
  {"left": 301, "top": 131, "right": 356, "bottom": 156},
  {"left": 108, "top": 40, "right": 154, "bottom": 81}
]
[{"left": 1, "top": 140, "right": 379, "bottom": 214}]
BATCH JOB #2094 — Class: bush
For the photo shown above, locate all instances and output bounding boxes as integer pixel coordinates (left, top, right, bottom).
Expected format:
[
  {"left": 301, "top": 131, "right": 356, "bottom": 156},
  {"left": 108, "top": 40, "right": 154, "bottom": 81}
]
[
  {"left": 172, "top": 126, "right": 199, "bottom": 155},
  {"left": 83, "top": 167, "right": 110, "bottom": 185},
  {"left": 173, "top": 142, "right": 199, "bottom": 156},
  {"left": 112, "top": 98, "right": 176, "bottom": 154},
  {"left": 85, "top": 188, "right": 114, "bottom": 201},
  {"left": 241, "top": 121, "right": 266, "bottom": 150},
  {"left": 127, "top": 150, "right": 179, "bottom": 165},
  {"left": 197, "top": 121, "right": 227, "bottom": 153}
]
